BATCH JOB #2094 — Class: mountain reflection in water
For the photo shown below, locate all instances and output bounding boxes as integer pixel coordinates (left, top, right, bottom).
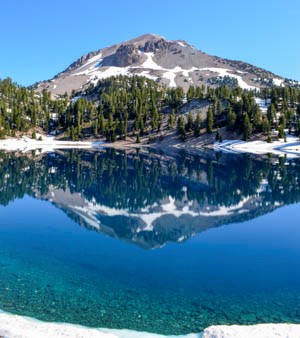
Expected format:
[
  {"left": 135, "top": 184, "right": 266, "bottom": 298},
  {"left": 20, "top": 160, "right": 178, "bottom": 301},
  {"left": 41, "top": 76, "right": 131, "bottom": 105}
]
[{"left": 0, "top": 149, "right": 299, "bottom": 249}]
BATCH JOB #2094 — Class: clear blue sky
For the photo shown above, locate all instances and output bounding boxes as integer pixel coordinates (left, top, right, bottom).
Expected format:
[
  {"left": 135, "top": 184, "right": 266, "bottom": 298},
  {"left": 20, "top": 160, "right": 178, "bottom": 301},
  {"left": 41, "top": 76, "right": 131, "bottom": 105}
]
[{"left": 1, "top": 0, "right": 299, "bottom": 86}]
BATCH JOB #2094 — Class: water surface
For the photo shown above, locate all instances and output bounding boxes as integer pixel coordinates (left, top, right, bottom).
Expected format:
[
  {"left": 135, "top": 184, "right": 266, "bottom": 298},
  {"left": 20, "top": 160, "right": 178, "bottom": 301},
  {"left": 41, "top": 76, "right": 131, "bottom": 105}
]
[{"left": 0, "top": 150, "right": 299, "bottom": 335}]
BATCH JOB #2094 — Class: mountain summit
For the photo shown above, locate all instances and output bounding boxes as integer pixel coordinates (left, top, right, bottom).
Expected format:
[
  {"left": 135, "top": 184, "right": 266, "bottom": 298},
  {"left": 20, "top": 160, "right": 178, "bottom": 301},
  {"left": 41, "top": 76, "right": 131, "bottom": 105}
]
[{"left": 37, "top": 33, "right": 287, "bottom": 95}]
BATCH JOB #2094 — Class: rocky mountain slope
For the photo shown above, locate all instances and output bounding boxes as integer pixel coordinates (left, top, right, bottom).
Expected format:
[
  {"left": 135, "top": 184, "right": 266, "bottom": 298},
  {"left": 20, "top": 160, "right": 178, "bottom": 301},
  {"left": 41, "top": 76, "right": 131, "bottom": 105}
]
[{"left": 36, "top": 34, "right": 290, "bottom": 96}]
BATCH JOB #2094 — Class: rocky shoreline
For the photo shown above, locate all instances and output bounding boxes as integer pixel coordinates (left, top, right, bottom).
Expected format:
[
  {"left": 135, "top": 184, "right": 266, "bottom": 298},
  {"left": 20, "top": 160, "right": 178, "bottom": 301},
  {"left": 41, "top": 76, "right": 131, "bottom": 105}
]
[{"left": 0, "top": 131, "right": 300, "bottom": 158}]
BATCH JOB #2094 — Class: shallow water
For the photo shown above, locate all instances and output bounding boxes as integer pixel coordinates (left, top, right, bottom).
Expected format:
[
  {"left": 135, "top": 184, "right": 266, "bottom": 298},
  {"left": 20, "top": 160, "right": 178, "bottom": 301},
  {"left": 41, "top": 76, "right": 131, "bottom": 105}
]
[{"left": 0, "top": 150, "right": 299, "bottom": 335}]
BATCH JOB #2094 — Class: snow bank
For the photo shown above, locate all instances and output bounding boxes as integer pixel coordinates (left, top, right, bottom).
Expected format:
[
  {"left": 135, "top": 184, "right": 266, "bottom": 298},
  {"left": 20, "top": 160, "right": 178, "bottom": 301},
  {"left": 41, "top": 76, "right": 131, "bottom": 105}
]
[
  {"left": 200, "top": 68, "right": 255, "bottom": 90},
  {"left": 215, "top": 133, "right": 300, "bottom": 158},
  {"left": 202, "top": 324, "right": 300, "bottom": 338},
  {"left": 0, "top": 311, "right": 198, "bottom": 338},
  {"left": 0, "top": 136, "right": 102, "bottom": 153},
  {"left": 1, "top": 311, "right": 300, "bottom": 338}
]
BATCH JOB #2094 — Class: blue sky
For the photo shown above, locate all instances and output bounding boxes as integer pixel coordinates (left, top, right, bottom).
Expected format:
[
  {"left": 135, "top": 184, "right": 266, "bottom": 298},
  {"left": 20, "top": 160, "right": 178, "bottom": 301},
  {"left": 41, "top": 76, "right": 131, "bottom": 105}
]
[{"left": 1, "top": 0, "right": 299, "bottom": 85}]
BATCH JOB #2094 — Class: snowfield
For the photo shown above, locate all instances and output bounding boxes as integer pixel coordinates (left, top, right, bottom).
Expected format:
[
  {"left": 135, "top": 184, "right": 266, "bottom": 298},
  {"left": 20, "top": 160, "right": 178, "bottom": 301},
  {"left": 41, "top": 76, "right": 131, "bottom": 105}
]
[
  {"left": 201, "top": 68, "right": 255, "bottom": 90},
  {"left": 38, "top": 34, "right": 291, "bottom": 96},
  {"left": 0, "top": 311, "right": 300, "bottom": 338},
  {"left": 215, "top": 133, "right": 300, "bottom": 158},
  {"left": 71, "top": 50, "right": 256, "bottom": 89},
  {"left": 0, "top": 136, "right": 102, "bottom": 153},
  {"left": 202, "top": 324, "right": 300, "bottom": 338},
  {"left": 73, "top": 52, "right": 199, "bottom": 88}
]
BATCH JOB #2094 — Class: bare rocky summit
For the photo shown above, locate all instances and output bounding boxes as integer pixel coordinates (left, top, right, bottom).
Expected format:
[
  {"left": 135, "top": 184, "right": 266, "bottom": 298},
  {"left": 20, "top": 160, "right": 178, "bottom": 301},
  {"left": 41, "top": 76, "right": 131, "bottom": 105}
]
[{"left": 36, "top": 33, "right": 292, "bottom": 96}]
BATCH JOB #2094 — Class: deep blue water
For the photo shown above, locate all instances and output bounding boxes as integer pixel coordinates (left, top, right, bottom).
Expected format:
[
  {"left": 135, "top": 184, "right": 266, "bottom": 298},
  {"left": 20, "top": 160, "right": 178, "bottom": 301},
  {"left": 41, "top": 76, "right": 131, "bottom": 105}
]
[{"left": 0, "top": 150, "right": 299, "bottom": 334}]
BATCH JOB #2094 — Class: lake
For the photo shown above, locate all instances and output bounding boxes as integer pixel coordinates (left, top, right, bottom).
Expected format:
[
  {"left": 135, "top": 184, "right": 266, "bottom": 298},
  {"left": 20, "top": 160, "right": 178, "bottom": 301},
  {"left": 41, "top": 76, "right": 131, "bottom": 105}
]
[{"left": 0, "top": 149, "right": 299, "bottom": 335}]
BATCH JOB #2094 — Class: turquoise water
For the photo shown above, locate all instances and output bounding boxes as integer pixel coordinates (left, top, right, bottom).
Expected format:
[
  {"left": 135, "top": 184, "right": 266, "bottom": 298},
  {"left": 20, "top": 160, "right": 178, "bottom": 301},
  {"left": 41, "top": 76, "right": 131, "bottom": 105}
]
[{"left": 0, "top": 150, "right": 300, "bottom": 335}]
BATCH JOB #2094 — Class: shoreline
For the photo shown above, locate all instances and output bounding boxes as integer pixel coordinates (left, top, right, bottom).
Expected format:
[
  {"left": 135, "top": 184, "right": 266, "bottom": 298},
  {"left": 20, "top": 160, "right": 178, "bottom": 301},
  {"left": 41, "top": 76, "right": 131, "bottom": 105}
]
[
  {"left": 0, "top": 311, "right": 300, "bottom": 338},
  {"left": 214, "top": 133, "right": 300, "bottom": 158},
  {"left": 0, "top": 136, "right": 103, "bottom": 153},
  {"left": 0, "top": 133, "right": 300, "bottom": 158}
]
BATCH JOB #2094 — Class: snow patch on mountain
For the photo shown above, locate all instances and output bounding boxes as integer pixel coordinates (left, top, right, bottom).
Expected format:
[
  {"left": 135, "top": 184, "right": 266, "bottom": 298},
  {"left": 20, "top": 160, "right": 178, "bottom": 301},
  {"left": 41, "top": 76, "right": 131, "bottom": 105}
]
[
  {"left": 273, "top": 78, "right": 284, "bottom": 86},
  {"left": 89, "top": 67, "right": 131, "bottom": 84},
  {"left": 72, "top": 51, "right": 200, "bottom": 88},
  {"left": 139, "top": 70, "right": 158, "bottom": 81},
  {"left": 141, "top": 52, "right": 163, "bottom": 70},
  {"left": 201, "top": 67, "right": 255, "bottom": 90},
  {"left": 177, "top": 41, "right": 187, "bottom": 47},
  {"left": 72, "top": 51, "right": 257, "bottom": 89},
  {"left": 37, "top": 34, "right": 292, "bottom": 95}
]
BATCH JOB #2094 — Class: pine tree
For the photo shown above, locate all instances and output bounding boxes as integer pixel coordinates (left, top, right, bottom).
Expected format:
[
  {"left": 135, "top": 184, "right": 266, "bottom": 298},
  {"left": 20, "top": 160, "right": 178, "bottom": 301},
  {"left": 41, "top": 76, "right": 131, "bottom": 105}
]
[
  {"left": 243, "top": 113, "right": 252, "bottom": 141},
  {"left": 261, "top": 117, "right": 271, "bottom": 134},
  {"left": 177, "top": 116, "right": 186, "bottom": 140},
  {"left": 253, "top": 106, "right": 262, "bottom": 132},
  {"left": 226, "top": 104, "right": 236, "bottom": 131},
  {"left": 186, "top": 112, "right": 194, "bottom": 132},
  {"left": 267, "top": 104, "right": 276, "bottom": 125},
  {"left": 214, "top": 99, "right": 223, "bottom": 115},
  {"left": 279, "top": 114, "right": 286, "bottom": 129},
  {"left": 194, "top": 112, "right": 202, "bottom": 137},
  {"left": 278, "top": 125, "right": 285, "bottom": 139},
  {"left": 168, "top": 112, "right": 176, "bottom": 129},
  {"left": 206, "top": 107, "right": 214, "bottom": 133},
  {"left": 187, "top": 86, "right": 195, "bottom": 101}
]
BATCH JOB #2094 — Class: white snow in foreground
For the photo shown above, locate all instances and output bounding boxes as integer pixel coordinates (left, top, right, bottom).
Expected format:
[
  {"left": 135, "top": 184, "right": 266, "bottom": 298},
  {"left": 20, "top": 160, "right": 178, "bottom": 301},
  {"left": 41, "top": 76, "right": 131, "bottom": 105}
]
[
  {"left": 200, "top": 67, "right": 255, "bottom": 90},
  {"left": 1, "top": 311, "right": 300, "bottom": 338},
  {"left": 202, "top": 324, "right": 300, "bottom": 338},
  {"left": 0, "top": 311, "right": 198, "bottom": 338},
  {"left": 0, "top": 136, "right": 102, "bottom": 153},
  {"left": 215, "top": 133, "right": 300, "bottom": 158}
]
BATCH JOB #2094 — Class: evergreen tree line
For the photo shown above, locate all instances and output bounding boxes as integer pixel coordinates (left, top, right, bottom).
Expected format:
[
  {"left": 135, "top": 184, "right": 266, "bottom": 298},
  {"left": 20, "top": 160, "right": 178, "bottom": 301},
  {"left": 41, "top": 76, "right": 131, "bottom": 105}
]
[
  {"left": 177, "top": 85, "right": 300, "bottom": 142},
  {"left": 0, "top": 149, "right": 299, "bottom": 211},
  {"left": 1, "top": 76, "right": 300, "bottom": 142},
  {"left": 0, "top": 78, "right": 69, "bottom": 138}
]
